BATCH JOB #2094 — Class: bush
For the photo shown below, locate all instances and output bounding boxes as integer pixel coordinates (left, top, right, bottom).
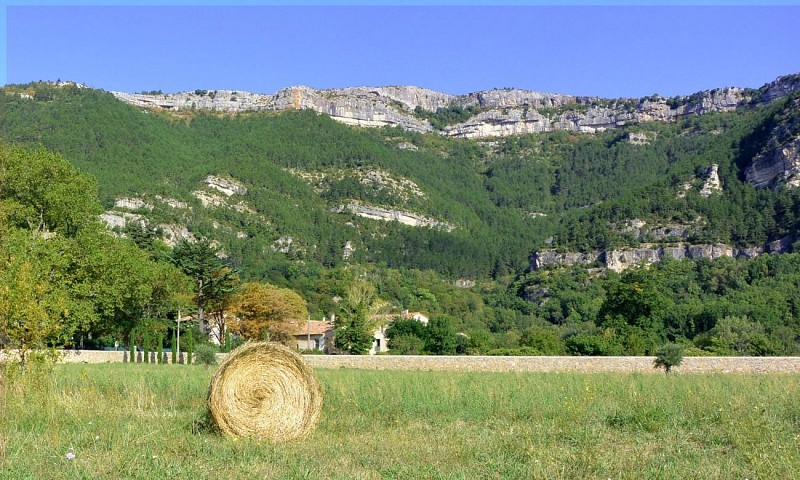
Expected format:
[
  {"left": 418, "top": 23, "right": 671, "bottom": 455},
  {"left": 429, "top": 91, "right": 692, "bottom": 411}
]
[
  {"left": 388, "top": 334, "right": 425, "bottom": 355},
  {"left": 194, "top": 344, "right": 218, "bottom": 368},
  {"left": 425, "top": 317, "right": 458, "bottom": 355},
  {"left": 654, "top": 343, "right": 684, "bottom": 374}
]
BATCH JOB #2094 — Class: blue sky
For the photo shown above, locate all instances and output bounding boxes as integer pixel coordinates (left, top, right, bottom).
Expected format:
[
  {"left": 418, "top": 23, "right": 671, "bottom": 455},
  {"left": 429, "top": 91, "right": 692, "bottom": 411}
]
[{"left": 4, "top": 2, "right": 800, "bottom": 98}]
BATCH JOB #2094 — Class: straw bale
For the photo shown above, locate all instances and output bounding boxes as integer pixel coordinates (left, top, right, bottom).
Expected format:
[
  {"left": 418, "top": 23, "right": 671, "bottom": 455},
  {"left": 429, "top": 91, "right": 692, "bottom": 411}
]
[{"left": 207, "top": 342, "right": 322, "bottom": 441}]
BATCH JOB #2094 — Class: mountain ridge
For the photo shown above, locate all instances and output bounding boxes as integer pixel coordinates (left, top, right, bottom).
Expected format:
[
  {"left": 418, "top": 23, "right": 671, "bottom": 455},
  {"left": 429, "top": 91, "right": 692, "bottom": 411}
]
[{"left": 110, "top": 73, "right": 800, "bottom": 138}]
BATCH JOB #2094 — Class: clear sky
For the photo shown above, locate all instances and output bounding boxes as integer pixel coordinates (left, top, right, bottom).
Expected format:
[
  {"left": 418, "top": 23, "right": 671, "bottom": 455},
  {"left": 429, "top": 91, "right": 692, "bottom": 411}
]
[{"left": 4, "top": 2, "right": 800, "bottom": 98}]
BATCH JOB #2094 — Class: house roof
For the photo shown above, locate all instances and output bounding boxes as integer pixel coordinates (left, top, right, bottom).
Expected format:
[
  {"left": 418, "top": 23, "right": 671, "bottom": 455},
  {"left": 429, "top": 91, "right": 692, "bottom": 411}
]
[{"left": 289, "top": 320, "right": 335, "bottom": 336}]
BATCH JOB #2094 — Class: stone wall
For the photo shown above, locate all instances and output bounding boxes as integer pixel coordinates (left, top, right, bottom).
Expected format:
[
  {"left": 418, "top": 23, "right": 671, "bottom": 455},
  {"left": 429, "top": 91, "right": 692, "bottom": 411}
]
[
  {"left": 12, "top": 350, "right": 800, "bottom": 374},
  {"left": 303, "top": 355, "right": 800, "bottom": 373}
]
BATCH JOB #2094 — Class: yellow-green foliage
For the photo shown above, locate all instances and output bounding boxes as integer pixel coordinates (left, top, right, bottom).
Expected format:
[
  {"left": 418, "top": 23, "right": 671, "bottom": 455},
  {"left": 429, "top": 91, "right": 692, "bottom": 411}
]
[{"left": 3, "top": 364, "right": 800, "bottom": 479}]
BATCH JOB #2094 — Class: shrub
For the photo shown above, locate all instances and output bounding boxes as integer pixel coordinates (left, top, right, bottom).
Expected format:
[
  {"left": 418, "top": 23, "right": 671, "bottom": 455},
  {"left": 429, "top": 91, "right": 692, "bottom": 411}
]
[
  {"left": 654, "top": 343, "right": 684, "bottom": 374},
  {"left": 194, "top": 344, "right": 218, "bottom": 368},
  {"left": 388, "top": 334, "right": 425, "bottom": 355}
]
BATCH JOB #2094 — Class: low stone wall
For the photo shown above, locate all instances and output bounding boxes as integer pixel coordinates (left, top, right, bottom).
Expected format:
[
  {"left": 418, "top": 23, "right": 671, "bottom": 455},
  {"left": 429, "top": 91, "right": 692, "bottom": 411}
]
[
  {"left": 21, "top": 350, "right": 800, "bottom": 373},
  {"left": 1, "top": 350, "right": 186, "bottom": 365},
  {"left": 304, "top": 355, "right": 800, "bottom": 373}
]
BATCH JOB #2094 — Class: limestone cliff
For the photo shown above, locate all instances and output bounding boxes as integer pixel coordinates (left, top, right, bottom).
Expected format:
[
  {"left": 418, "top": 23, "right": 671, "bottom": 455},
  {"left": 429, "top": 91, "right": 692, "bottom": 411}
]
[
  {"left": 745, "top": 96, "right": 800, "bottom": 189},
  {"left": 530, "top": 237, "right": 795, "bottom": 272},
  {"left": 112, "top": 73, "right": 800, "bottom": 140},
  {"left": 333, "top": 202, "right": 454, "bottom": 231},
  {"left": 699, "top": 164, "right": 723, "bottom": 197}
]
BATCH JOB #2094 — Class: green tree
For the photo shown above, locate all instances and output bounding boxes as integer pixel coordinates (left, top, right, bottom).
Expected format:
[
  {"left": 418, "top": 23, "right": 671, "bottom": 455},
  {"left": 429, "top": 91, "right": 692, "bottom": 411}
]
[
  {"left": 654, "top": 343, "right": 684, "bottom": 374},
  {"left": 700, "top": 315, "right": 774, "bottom": 355},
  {"left": 169, "top": 239, "right": 239, "bottom": 339},
  {"left": 0, "top": 144, "right": 101, "bottom": 237},
  {"left": 425, "top": 317, "right": 458, "bottom": 355},
  {"left": 387, "top": 334, "right": 426, "bottom": 354},
  {"left": 0, "top": 246, "right": 71, "bottom": 365},
  {"left": 335, "top": 280, "right": 387, "bottom": 354},
  {"left": 386, "top": 318, "right": 427, "bottom": 351},
  {"left": 520, "top": 326, "right": 566, "bottom": 355},
  {"left": 194, "top": 343, "right": 218, "bottom": 368}
]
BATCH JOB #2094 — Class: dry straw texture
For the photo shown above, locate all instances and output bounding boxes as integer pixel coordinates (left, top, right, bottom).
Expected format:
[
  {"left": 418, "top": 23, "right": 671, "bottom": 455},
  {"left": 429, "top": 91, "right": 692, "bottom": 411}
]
[{"left": 207, "top": 342, "right": 323, "bottom": 442}]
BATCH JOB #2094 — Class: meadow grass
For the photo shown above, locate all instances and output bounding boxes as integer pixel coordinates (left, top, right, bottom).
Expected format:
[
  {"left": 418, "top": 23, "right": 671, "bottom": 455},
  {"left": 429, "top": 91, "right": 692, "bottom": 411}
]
[{"left": 2, "top": 362, "right": 799, "bottom": 479}]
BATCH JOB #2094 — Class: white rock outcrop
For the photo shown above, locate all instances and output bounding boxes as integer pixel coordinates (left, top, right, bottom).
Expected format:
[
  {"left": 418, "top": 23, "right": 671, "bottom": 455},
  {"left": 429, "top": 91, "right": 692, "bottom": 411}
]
[
  {"left": 335, "top": 203, "right": 454, "bottom": 231},
  {"left": 114, "top": 197, "right": 153, "bottom": 210},
  {"left": 100, "top": 211, "right": 144, "bottom": 230},
  {"left": 155, "top": 195, "right": 188, "bottom": 209},
  {"left": 112, "top": 74, "right": 800, "bottom": 140},
  {"left": 745, "top": 97, "right": 800, "bottom": 189},
  {"left": 343, "top": 241, "right": 355, "bottom": 260},
  {"left": 159, "top": 224, "right": 196, "bottom": 246},
  {"left": 699, "top": 164, "right": 723, "bottom": 197},
  {"left": 531, "top": 239, "right": 794, "bottom": 272},
  {"left": 204, "top": 175, "right": 246, "bottom": 196}
]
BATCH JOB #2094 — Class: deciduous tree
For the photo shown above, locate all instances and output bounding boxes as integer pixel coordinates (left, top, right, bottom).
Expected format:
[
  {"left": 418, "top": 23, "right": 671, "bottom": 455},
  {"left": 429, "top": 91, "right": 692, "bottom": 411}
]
[{"left": 230, "top": 282, "right": 308, "bottom": 344}]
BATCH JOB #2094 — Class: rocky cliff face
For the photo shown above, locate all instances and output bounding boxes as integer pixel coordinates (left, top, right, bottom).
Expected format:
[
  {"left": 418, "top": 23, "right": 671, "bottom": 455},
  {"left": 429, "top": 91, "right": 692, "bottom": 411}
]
[
  {"left": 745, "top": 97, "right": 800, "bottom": 189},
  {"left": 333, "top": 202, "right": 454, "bottom": 231},
  {"left": 530, "top": 237, "right": 795, "bottom": 272},
  {"left": 112, "top": 74, "right": 800, "bottom": 140},
  {"left": 699, "top": 164, "right": 723, "bottom": 197}
]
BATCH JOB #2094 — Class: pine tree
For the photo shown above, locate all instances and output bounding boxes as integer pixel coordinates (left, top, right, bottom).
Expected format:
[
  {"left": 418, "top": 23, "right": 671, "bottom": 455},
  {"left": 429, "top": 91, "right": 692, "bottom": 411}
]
[{"left": 156, "top": 334, "right": 164, "bottom": 364}]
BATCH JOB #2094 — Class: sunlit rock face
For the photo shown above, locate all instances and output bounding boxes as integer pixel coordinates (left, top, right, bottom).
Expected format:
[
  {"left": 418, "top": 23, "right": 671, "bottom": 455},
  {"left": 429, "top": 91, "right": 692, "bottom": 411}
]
[{"left": 112, "top": 74, "right": 800, "bottom": 139}]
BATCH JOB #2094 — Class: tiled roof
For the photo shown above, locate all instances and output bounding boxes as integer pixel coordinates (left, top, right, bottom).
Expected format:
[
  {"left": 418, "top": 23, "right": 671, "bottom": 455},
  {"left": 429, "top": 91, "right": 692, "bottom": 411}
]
[{"left": 289, "top": 320, "right": 335, "bottom": 336}]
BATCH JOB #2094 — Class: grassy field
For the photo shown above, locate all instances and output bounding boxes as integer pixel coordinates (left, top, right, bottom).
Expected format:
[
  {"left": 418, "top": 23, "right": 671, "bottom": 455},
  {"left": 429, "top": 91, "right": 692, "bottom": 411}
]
[{"left": 2, "top": 363, "right": 799, "bottom": 479}]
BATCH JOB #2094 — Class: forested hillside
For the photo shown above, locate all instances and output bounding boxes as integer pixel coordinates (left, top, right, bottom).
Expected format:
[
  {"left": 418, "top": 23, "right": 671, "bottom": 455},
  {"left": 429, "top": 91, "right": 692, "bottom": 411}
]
[{"left": 2, "top": 81, "right": 800, "bottom": 355}]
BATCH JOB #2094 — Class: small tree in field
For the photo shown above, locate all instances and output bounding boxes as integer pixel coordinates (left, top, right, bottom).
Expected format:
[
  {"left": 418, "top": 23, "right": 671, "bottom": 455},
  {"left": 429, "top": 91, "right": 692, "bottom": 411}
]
[
  {"left": 194, "top": 344, "right": 218, "bottom": 368},
  {"left": 654, "top": 343, "right": 684, "bottom": 374}
]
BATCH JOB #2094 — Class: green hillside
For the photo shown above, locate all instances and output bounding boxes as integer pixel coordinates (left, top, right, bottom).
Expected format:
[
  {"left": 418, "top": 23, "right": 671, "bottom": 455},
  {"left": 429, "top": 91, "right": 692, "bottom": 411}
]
[{"left": 2, "top": 81, "right": 800, "bottom": 355}]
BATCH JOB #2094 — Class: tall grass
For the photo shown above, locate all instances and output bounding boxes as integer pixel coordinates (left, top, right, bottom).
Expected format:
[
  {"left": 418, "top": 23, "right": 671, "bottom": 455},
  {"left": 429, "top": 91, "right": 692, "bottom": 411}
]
[{"left": 2, "top": 364, "right": 799, "bottom": 479}]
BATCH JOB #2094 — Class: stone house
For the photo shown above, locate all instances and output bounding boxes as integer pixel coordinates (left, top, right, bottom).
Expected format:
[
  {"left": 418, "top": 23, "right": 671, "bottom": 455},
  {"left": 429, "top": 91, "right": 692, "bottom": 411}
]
[
  {"left": 290, "top": 320, "right": 335, "bottom": 353},
  {"left": 368, "top": 310, "right": 429, "bottom": 355}
]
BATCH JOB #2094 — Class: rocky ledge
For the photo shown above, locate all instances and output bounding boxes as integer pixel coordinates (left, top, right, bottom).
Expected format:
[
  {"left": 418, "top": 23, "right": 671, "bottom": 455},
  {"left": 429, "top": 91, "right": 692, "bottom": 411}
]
[
  {"left": 334, "top": 202, "right": 455, "bottom": 231},
  {"left": 531, "top": 237, "right": 796, "bottom": 272}
]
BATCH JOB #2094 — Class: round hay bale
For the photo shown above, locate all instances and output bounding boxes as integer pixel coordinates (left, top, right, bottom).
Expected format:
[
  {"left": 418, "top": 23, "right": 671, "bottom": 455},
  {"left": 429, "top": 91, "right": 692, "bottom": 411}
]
[{"left": 207, "top": 341, "right": 323, "bottom": 442}]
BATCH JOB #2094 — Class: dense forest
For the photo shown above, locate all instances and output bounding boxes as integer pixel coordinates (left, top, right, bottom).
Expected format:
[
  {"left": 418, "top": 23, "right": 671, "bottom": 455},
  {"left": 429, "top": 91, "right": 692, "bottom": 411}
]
[{"left": 1, "top": 81, "right": 799, "bottom": 355}]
